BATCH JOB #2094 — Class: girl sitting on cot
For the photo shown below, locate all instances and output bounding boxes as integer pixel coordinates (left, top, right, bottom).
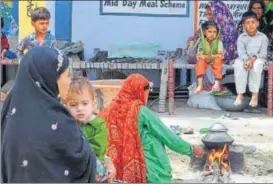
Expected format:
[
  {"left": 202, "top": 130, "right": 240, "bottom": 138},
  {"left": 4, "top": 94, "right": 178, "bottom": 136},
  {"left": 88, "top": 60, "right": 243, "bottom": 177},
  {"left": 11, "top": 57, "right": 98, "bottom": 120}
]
[{"left": 195, "top": 21, "right": 224, "bottom": 94}]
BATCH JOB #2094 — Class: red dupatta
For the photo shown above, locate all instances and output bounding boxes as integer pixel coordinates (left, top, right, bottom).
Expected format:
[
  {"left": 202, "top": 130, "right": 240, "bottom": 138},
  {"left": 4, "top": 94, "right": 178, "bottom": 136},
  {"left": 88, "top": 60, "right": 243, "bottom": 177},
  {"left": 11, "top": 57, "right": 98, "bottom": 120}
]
[{"left": 98, "top": 74, "right": 149, "bottom": 183}]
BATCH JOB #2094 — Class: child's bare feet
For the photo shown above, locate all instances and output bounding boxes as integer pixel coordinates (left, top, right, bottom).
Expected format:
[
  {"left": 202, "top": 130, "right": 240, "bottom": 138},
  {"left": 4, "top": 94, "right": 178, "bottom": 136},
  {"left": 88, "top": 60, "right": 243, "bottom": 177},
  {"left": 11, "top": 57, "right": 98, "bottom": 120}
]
[
  {"left": 212, "top": 81, "right": 221, "bottom": 91},
  {"left": 196, "top": 77, "right": 204, "bottom": 94},
  {"left": 195, "top": 86, "right": 203, "bottom": 94},
  {"left": 234, "top": 94, "right": 244, "bottom": 106},
  {"left": 249, "top": 93, "right": 258, "bottom": 107}
]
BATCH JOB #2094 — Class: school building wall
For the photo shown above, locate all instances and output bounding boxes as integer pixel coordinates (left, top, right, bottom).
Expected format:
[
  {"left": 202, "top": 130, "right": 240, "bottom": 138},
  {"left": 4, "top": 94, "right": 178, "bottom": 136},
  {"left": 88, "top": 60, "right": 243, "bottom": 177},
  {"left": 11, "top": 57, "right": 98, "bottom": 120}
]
[
  {"left": 71, "top": 1, "right": 195, "bottom": 59},
  {"left": 3, "top": 1, "right": 195, "bottom": 60}
]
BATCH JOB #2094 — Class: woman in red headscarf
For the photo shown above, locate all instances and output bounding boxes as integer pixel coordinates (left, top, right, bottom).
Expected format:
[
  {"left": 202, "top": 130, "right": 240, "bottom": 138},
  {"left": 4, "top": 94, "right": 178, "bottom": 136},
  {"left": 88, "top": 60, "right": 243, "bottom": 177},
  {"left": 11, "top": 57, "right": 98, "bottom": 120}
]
[{"left": 98, "top": 74, "right": 204, "bottom": 183}]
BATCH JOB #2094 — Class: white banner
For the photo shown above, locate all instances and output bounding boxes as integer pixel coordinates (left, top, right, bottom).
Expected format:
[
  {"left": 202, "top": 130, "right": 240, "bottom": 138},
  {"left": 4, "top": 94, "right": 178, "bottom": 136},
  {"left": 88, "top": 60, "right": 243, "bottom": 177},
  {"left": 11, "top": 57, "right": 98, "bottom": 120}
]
[
  {"left": 100, "top": 0, "right": 190, "bottom": 17},
  {"left": 196, "top": 1, "right": 250, "bottom": 27}
]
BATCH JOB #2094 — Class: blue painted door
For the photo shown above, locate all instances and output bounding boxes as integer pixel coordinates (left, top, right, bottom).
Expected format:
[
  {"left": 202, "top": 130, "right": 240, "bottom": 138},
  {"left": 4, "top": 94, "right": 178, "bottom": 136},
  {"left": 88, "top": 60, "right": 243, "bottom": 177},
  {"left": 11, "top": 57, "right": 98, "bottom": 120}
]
[{"left": 55, "top": 1, "right": 72, "bottom": 41}]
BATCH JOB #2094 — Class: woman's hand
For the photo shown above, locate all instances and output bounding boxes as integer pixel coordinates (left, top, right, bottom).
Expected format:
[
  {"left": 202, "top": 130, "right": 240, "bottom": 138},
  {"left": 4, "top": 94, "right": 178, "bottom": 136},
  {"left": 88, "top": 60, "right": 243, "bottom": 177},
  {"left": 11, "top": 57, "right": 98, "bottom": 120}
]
[
  {"left": 187, "top": 37, "right": 194, "bottom": 46},
  {"left": 1, "top": 49, "right": 7, "bottom": 59},
  {"left": 192, "top": 145, "right": 204, "bottom": 158},
  {"left": 104, "top": 156, "right": 116, "bottom": 182}
]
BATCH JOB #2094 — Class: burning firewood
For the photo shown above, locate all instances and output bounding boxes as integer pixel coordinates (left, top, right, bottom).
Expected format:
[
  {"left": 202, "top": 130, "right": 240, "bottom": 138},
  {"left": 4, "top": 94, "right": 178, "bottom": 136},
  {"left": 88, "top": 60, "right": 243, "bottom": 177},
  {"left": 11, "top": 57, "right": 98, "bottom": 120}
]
[
  {"left": 201, "top": 170, "right": 212, "bottom": 176},
  {"left": 202, "top": 144, "right": 232, "bottom": 183}
]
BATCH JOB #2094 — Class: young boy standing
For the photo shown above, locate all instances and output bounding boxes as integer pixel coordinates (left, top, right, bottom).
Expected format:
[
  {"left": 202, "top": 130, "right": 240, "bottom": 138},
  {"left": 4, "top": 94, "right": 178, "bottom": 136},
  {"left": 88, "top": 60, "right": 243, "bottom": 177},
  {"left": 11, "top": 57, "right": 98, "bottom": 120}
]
[
  {"left": 234, "top": 11, "right": 268, "bottom": 107},
  {"left": 16, "top": 7, "right": 58, "bottom": 60},
  {"left": 195, "top": 21, "right": 224, "bottom": 94}
]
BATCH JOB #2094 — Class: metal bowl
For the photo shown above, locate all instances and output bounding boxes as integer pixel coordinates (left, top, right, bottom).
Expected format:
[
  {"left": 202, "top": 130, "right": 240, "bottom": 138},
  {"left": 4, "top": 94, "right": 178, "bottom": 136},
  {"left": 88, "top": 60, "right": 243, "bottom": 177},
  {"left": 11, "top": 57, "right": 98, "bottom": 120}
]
[
  {"left": 209, "top": 122, "right": 228, "bottom": 132},
  {"left": 214, "top": 95, "right": 250, "bottom": 112}
]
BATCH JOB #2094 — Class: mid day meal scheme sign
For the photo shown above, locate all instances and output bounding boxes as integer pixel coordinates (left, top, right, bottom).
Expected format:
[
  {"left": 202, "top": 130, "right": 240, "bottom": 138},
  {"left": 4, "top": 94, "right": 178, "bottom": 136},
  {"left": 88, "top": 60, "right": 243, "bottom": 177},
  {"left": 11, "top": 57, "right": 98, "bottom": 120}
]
[{"left": 100, "top": 0, "right": 190, "bottom": 17}]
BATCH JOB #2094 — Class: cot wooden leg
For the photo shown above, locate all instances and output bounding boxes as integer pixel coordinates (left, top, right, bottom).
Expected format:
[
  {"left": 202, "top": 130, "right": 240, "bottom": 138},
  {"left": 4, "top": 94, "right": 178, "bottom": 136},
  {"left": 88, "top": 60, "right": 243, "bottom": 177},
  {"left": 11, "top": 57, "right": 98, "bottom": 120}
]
[
  {"left": 267, "top": 63, "right": 273, "bottom": 116},
  {"left": 158, "top": 62, "right": 168, "bottom": 113},
  {"left": 168, "top": 58, "right": 175, "bottom": 115},
  {"left": 69, "top": 58, "right": 75, "bottom": 77}
]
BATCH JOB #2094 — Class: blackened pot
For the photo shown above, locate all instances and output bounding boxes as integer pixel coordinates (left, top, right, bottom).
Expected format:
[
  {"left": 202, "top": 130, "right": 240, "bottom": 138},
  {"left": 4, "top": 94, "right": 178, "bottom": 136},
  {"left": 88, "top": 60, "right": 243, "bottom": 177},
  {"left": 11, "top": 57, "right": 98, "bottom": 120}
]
[{"left": 202, "top": 123, "right": 234, "bottom": 149}]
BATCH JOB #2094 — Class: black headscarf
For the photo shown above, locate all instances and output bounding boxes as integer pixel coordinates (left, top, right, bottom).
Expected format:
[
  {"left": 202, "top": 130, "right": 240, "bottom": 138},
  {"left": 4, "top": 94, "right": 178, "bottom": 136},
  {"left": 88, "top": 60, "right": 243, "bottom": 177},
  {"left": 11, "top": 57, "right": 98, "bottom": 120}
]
[
  {"left": 1, "top": 47, "right": 96, "bottom": 183},
  {"left": 238, "top": 0, "right": 267, "bottom": 35},
  {"left": 248, "top": 0, "right": 267, "bottom": 33}
]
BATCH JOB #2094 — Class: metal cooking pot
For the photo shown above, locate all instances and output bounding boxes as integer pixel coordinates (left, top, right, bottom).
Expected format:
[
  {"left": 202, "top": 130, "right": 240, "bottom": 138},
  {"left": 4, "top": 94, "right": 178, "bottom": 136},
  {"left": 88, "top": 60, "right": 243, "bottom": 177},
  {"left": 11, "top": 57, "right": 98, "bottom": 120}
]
[
  {"left": 214, "top": 95, "right": 250, "bottom": 112},
  {"left": 202, "top": 123, "right": 234, "bottom": 149}
]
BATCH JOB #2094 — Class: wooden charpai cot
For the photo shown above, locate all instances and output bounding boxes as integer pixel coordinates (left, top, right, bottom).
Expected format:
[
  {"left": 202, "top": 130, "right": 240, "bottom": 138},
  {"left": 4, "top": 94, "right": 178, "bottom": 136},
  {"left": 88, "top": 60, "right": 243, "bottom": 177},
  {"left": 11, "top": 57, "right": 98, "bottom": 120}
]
[
  {"left": 2, "top": 52, "right": 272, "bottom": 116},
  {"left": 70, "top": 49, "right": 273, "bottom": 117},
  {"left": 168, "top": 58, "right": 273, "bottom": 116}
]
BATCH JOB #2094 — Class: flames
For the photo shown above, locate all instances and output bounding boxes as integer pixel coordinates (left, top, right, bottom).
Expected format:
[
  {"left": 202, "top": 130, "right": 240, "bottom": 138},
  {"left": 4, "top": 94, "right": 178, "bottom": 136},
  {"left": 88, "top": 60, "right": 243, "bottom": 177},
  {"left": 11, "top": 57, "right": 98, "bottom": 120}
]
[
  {"left": 201, "top": 144, "right": 231, "bottom": 183},
  {"left": 205, "top": 144, "right": 230, "bottom": 171}
]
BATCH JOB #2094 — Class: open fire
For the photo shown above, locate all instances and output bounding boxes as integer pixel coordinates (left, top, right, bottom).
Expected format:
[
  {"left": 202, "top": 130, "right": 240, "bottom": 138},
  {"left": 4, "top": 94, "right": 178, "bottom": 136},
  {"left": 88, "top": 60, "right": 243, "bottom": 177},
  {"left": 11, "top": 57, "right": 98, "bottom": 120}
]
[
  {"left": 191, "top": 123, "right": 246, "bottom": 183},
  {"left": 206, "top": 143, "right": 230, "bottom": 171},
  {"left": 201, "top": 143, "right": 231, "bottom": 183},
  {"left": 200, "top": 123, "right": 234, "bottom": 183}
]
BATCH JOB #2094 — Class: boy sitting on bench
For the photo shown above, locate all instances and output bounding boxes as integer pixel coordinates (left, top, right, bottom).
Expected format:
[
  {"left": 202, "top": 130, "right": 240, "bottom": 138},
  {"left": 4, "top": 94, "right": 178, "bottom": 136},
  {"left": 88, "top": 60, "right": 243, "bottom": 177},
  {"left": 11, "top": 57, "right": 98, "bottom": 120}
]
[{"left": 234, "top": 11, "right": 268, "bottom": 107}]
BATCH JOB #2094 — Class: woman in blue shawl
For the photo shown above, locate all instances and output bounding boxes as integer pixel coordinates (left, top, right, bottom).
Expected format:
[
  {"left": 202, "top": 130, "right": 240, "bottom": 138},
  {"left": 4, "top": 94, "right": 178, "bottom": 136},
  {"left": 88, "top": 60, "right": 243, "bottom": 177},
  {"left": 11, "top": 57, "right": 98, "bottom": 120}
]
[
  {"left": 187, "top": 0, "right": 238, "bottom": 65},
  {"left": 206, "top": 0, "right": 238, "bottom": 64}
]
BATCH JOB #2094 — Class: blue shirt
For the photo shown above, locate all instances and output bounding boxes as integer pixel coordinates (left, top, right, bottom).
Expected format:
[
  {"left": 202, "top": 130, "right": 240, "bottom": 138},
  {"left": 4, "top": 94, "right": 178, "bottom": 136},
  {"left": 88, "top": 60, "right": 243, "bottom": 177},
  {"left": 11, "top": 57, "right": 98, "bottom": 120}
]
[{"left": 17, "top": 31, "right": 58, "bottom": 59}]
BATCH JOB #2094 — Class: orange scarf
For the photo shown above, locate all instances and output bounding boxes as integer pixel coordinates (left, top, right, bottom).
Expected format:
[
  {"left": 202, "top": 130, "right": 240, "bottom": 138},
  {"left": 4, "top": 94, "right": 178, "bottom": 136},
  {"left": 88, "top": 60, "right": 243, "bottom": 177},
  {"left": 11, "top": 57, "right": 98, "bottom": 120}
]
[{"left": 98, "top": 74, "right": 149, "bottom": 183}]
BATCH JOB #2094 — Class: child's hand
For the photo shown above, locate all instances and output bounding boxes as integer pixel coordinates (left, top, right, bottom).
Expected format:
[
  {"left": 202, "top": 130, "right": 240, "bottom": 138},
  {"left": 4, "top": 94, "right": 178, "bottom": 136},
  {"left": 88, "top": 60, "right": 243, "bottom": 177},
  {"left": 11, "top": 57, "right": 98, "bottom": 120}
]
[
  {"left": 244, "top": 59, "right": 254, "bottom": 71},
  {"left": 95, "top": 173, "right": 106, "bottom": 183},
  {"left": 205, "top": 55, "right": 212, "bottom": 63},
  {"left": 104, "top": 156, "right": 116, "bottom": 182},
  {"left": 187, "top": 37, "right": 194, "bottom": 46},
  {"left": 196, "top": 52, "right": 205, "bottom": 60},
  {"left": 199, "top": 54, "right": 207, "bottom": 61},
  {"left": 1, "top": 92, "right": 7, "bottom": 101},
  {"left": 212, "top": 53, "right": 224, "bottom": 60},
  {"left": 95, "top": 159, "right": 108, "bottom": 182}
]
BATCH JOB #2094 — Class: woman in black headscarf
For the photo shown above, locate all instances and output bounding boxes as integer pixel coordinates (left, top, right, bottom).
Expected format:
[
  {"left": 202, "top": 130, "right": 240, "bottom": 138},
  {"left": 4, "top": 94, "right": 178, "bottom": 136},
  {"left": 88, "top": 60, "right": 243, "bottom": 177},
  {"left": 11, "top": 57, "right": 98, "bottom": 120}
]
[
  {"left": 238, "top": 0, "right": 270, "bottom": 35},
  {"left": 1, "top": 47, "right": 96, "bottom": 182}
]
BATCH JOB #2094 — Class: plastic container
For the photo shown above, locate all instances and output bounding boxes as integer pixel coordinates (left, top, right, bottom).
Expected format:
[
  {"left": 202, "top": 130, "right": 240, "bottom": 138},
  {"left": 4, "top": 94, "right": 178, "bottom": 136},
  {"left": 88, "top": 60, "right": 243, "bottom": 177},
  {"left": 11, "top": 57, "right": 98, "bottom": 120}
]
[{"left": 199, "top": 128, "right": 209, "bottom": 134}]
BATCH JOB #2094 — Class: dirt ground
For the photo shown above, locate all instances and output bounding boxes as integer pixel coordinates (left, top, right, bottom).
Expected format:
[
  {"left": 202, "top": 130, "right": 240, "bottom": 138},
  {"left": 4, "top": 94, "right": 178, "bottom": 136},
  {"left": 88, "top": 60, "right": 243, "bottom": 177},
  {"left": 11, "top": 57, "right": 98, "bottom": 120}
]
[
  {"left": 168, "top": 136, "right": 273, "bottom": 183},
  {"left": 152, "top": 99, "right": 273, "bottom": 183}
]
